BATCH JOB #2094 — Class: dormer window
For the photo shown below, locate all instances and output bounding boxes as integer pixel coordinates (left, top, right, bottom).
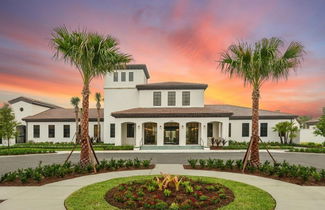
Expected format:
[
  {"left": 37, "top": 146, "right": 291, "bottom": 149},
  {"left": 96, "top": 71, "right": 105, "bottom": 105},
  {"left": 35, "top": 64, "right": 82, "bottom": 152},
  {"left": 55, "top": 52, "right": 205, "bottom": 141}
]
[
  {"left": 129, "top": 72, "right": 134, "bottom": 81},
  {"left": 113, "top": 72, "right": 118, "bottom": 82},
  {"left": 121, "top": 72, "right": 126, "bottom": 82}
]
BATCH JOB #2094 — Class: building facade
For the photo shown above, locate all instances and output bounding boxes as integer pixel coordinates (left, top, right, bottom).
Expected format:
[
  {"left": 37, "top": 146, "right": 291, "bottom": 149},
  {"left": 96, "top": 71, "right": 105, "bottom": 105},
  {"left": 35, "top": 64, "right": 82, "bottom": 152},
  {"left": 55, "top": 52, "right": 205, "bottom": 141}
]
[{"left": 2, "top": 64, "right": 301, "bottom": 148}]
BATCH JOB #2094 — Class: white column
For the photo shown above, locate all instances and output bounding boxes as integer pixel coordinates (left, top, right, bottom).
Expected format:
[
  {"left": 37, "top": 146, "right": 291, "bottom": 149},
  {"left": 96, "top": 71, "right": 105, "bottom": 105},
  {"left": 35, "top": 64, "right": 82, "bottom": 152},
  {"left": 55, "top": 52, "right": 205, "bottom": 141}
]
[
  {"left": 115, "top": 123, "right": 122, "bottom": 146},
  {"left": 222, "top": 121, "right": 229, "bottom": 140},
  {"left": 135, "top": 123, "right": 142, "bottom": 147},
  {"left": 201, "top": 123, "right": 208, "bottom": 147},
  {"left": 157, "top": 122, "right": 164, "bottom": 146},
  {"left": 179, "top": 122, "right": 186, "bottom": 146}
]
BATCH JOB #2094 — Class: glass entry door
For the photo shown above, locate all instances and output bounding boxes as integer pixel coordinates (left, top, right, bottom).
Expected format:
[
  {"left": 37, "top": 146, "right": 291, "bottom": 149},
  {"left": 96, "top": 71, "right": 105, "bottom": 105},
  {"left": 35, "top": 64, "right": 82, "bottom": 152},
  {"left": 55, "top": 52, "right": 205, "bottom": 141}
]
[
  {"left": 144, "top": 123, "right": 157, "bottom": 145},
  {"left": 164, "top": 123, "right": 179, "bottom": 145}
]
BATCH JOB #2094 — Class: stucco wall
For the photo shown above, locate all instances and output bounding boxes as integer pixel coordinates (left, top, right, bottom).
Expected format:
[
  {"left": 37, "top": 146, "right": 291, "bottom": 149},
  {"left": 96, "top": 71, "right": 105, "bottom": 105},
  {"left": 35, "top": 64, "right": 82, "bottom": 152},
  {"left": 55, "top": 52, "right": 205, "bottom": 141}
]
[
  {"left": 26, "top": 121, "right": 104, "bottom": 143},
  {"left": 10, "top": 101, "right": 49, "bottom": 125},
  {"left": 138, "top": 89, "right": 204, "bottom": 108},
  {"left": 228, "top": 119, "right": 300, "bottom": 143},
  {"left": 300, "top": 128, "right": 325, "bottom": 143}
]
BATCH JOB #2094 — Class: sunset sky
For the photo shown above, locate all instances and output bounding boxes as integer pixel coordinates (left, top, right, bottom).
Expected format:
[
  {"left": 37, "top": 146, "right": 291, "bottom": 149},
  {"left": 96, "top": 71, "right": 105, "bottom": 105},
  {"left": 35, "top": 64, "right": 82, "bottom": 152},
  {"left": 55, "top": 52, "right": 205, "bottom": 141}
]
[{"left": 0, "top": 0, "right": 324, "bottom": 117}]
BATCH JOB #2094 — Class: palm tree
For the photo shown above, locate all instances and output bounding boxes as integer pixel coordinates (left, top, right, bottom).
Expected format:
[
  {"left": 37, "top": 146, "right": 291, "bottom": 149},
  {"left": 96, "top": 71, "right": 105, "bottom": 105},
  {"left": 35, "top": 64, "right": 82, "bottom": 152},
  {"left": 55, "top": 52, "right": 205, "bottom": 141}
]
[
  {"left": 219, "top": 37, "right": 304, "bottom": 166},
  {"left": 94, "top": 92, "right": 102, "bottom": 143},
  {"left": 52, "top": 26, "right": 132, "bottom": 165},
  {"left": 70, "top": 97, "right": 80, "bottom": 143}
]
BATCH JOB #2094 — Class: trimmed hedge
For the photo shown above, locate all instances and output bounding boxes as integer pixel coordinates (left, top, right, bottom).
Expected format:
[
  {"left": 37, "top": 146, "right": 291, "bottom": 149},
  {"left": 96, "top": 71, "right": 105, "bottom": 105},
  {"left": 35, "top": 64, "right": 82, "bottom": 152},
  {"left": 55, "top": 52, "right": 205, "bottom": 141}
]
[
  {"left": 187, "top": 158, "right": 325, "bottom": 184},
  {"left": 0, "top": 148, "right": 55, "bottom": 156},
  {"left": 289, "top": 148, "right": 325, "bottom": 153},
  {"left": 0, "top": 158, "right": 152, "bottom": 184}
]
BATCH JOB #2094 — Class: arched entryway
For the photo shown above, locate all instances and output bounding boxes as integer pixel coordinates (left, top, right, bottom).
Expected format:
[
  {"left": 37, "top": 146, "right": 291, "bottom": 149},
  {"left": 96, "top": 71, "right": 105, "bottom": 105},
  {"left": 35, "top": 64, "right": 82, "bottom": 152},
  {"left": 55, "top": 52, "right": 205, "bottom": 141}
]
[
  {"left": 186, "top": 122, "right": 200, "bottom": 145},
  {"left": 143, "top": 122, "right": 157, "bottom": 145},
  {"left": 164, "top": 122, "right": 179, "bottom": 145}
]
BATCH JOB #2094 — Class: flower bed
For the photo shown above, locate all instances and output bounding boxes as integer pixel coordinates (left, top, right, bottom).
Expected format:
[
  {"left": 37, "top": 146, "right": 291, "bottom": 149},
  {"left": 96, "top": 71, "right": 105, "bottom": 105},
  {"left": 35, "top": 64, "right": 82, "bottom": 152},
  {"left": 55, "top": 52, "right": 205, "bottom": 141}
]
[
  {"left": 65, "top": 175, "right": 276, "bottom": 210},
  {"left": 185, "top": 159, "right": 325, "bottom": 186},
  {"left": 105, "top": 174, "right": 234, "bottom": 209},
  {"left": 0, "top": 158, "right": 153, "bottom": 186}
]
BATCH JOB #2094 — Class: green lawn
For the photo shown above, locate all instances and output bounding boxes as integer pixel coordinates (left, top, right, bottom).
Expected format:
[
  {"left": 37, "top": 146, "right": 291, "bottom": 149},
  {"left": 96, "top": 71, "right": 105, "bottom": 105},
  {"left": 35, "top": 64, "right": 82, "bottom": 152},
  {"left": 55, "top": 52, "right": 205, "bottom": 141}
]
[{"left": 65, "top": 175, "right": 276, "bottom": 210}]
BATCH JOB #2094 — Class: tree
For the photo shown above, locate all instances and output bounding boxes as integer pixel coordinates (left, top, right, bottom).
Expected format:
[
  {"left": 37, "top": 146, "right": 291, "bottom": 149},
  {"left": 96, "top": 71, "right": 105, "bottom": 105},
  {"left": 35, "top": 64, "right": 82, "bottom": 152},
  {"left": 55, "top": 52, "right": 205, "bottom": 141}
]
[
  {"left": 70, "top": 97, "right": 80, "bottom": 143},
  {"left": 272, "top": 121, "right": 299, "bottom": 144},
  {"left": 94, "top": 92, "right": 102, "bottom": 143},
  {"left": 51, "top": 26, "right": 132, "bottom": 165},
  {"left": 219, "top": 37, "right": 304, "bottom": 166},
  {"left": 0, "top": 104, "right": 19, "bottom": 147},
  {"left": 314, "top": 115, "right": 325, "bottom": 138},
  {"left": 297, "top": 116, "right": 311, "bottom": 128}
]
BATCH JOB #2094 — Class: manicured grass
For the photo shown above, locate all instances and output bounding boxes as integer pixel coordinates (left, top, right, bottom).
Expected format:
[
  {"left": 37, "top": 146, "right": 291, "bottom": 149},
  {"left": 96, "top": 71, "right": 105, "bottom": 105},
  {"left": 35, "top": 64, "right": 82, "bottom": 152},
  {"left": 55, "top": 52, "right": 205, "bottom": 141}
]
[
  {"left": 0, "top": 148, "right": 55, "bottom": 156},
  {"left": 65, "top": 175, "right": 276, "bottom": 210}
]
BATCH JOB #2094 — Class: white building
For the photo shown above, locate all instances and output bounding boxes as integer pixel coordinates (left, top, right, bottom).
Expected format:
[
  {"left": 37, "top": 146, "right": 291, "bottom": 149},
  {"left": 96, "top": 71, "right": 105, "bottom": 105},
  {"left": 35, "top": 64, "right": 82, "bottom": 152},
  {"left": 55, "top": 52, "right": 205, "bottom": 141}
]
[
  {"left": 2, "top": 64, "right": 300, "bottom": 148},
  {"left": 300, "top": 118, "right": 325, "bottom": 144}
]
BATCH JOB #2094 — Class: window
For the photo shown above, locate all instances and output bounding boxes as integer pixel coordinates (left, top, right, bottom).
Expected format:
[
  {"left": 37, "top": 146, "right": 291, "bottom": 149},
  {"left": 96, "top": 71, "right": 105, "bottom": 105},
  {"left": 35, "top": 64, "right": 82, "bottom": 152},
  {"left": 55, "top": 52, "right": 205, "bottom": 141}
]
[
  {"left": 260, "top": 123, "right": 268, "bottom": 137},
  {"left": 110, "top": 123, "right": 115, "bottom": 138},
  {"left": 229, "top": 123, "right": 232, "bottom": 137},
  {"left": 113, "top": 72, "right": 118, "bottom": 82},
  {"left": 182, "top": 91, "right": 190, "bottom": 106},
  {"left": 94, "top": 124, "right": 100, "bottom": 138},
  {"left": 63, "top": 125, "right": 70, "bottom": 138},
  {"left": 153, "top": 92, "right": 161, "bottom": 106},
  {"left": 20, "top": 107, "right": 24, "bottom": 112},
  {"left": 242, "top": 123, "right": 249, "bottom": 137},
  {"left": 127, "top": 123, "right": 135, "bottom": 138},
  {"left": 48, "top": 125, "right": 55, "bottom": 138},
  {"left": 168, "top": 91, "right": 176, "bottom": 106},
  {"left": 207, "top": 123, "right": 213, "bottom": 137},
  {"left": 121, "top": 72, "right": 126, "bottom": 81},
  {"left": 129, "top": 72, "right": 134, "bottom": 81},
  {"left": 33, "top": 125, "right": 40, "bottom": 138}
]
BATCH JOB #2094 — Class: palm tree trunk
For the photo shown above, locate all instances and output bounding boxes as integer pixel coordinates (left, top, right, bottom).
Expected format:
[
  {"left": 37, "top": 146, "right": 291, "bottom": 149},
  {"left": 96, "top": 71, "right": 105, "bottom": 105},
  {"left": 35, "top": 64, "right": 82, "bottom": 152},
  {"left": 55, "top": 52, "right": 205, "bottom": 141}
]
[
  {"left": 80, "top": 85, "right": 91, "bottom": 165},
  {"left": 97, "top": 109, "right": 100, "bottom": 143},
  {"left": 250, "top": 88, "right": 260, "bottom": 166}
]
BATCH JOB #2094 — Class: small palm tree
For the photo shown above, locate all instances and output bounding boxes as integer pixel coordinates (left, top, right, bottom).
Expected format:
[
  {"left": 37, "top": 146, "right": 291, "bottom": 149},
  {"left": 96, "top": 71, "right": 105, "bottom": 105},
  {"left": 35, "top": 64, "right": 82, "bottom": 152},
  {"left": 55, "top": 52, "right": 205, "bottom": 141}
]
[
  {"left": 70, "top": 97, "right": 80, "bottom": 143},
  {"left": 219, "top": 37, "right": 304, "bottom": 166},
  {"left": 94, "top": 92, "right": 102, "bottom": 143},
  {"left": 52, "top": 26, "right": 132, "bottom": 165}
]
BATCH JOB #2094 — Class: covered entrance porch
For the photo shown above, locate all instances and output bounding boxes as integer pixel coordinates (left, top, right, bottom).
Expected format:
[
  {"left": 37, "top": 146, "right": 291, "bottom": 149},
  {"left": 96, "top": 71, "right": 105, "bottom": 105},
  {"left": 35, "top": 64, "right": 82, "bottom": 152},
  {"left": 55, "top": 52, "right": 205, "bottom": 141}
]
[{"left": 114, "top": 117, "right": 229, "bottom": 149}]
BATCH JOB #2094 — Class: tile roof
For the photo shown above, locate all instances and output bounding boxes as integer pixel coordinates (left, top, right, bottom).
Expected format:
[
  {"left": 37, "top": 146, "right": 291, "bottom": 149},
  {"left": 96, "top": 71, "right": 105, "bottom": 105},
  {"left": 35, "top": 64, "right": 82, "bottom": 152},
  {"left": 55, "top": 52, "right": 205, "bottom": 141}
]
[
  {"left": 23, "top": 108, "right": 103, "bottom": 122},
  {"left": 8, "top": 96, "right": 61, "bottom": 109},
  {"left": 136, "top": 82, "right": 208, "bottom": 90},
  {"left": 111, "top": 105, "right": 297, "bottom": 119},
  {"left": 206, "top": 104, "right": 297, "bottom": 119}
]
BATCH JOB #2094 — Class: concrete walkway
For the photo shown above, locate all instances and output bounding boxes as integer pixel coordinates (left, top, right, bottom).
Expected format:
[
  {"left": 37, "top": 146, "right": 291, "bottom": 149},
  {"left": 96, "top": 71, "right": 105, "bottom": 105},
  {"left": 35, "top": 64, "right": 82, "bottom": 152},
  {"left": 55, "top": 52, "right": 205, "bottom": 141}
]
[{"left": 0, "top": 164, "right": 324, "bottom": 210}]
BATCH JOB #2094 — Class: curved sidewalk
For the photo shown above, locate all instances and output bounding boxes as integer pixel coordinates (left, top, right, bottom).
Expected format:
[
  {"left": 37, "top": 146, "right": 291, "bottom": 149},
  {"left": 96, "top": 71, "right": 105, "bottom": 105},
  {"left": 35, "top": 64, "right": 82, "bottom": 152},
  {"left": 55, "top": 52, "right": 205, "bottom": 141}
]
[{"left": 0, "top": 164, "right": 324, "bottom": 210}]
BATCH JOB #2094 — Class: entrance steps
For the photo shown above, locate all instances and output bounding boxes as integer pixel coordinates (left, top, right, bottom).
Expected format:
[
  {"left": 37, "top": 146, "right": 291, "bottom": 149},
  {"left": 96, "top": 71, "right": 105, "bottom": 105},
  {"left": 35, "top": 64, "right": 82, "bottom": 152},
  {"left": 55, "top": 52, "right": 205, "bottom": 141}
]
[{"left": 140, "top": 145, "right": 204, "bottom": 150}]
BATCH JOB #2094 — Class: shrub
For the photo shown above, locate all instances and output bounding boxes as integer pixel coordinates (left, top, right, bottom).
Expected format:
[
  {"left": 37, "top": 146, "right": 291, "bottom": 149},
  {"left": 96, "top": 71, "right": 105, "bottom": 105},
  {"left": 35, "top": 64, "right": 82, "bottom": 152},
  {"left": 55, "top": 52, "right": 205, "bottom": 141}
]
[
  {"left": 155, "top": 201, "right": 169, "bottom": 210},
  {"left": 214, "top": 159, "right": 225, "bottom": 169},
  {"left": 199, "top": 195, "right": 209, "bottom": 201},
  {"left": 133, "top": 158, "right": 141, "bottom": 168},
  {"left": 199, "top": 159, "right": 206, "bottom": 168},
  {"left": 169, "top": 202, "right": 180, "bottom": 210},
  {"left": 185, "top": 185, "right": 194, "bottom": 194},
  {"left": 235, "top": 160, "right": 243, "bottom": 169},
  {"left": 207, "top": 158, "right": 215, "bottom": 168},
  {"left": 163, "top": 189, "right": 172, "bottom": 197},
  {"left": 142, "top": 159, "right": 151, "bottom": 168},
  {"left": 225, "top": 160, "right": 234, "bottom": 169},
  {"left": 125, "top": 159, "right": 134, "bottom": 168},
  {"left": 188, "top": 159, "right": 198, "bottom": 168}
]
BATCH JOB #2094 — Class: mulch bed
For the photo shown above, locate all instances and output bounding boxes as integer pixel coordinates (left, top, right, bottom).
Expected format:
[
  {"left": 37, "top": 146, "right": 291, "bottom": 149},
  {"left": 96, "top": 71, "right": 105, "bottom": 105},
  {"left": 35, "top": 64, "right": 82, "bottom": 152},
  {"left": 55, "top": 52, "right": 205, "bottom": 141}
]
[
  {"left": 105, "top": 177, "right": 234, "bottom": 209},
  {"left": 183, "top": 165, "right": 325, "bottom": 186},
  {"left": 0, "top": 165, "right": 155, "bottom": 187}
]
